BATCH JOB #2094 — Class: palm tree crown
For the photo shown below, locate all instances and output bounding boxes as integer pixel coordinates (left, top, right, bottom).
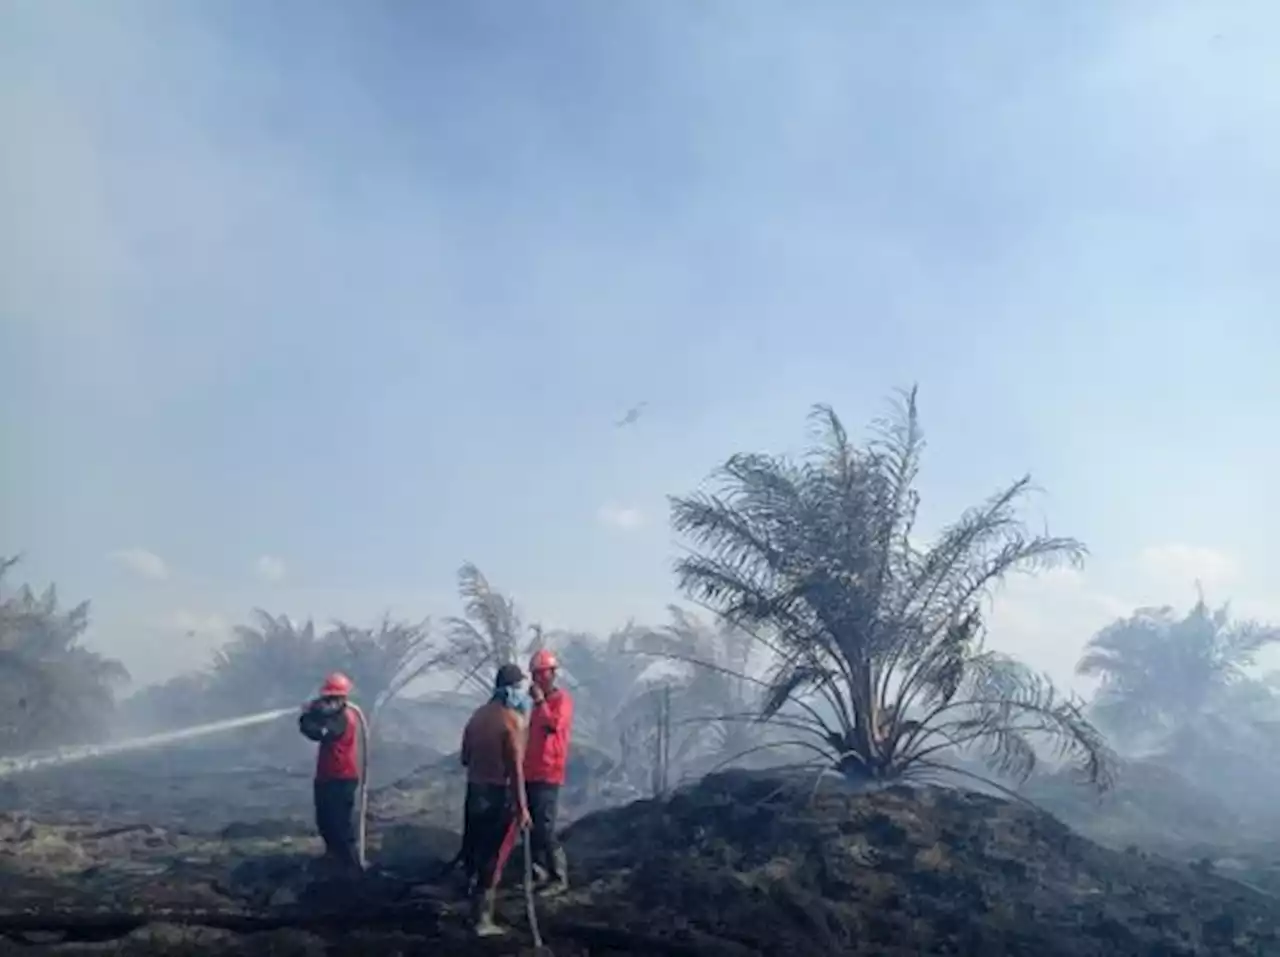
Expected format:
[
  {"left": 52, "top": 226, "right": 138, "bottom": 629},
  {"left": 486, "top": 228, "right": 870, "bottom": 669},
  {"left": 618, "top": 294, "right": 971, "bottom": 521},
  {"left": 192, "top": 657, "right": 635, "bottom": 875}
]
[{"left": 669, "top": 388, "right": 1114, "bottom": 792}]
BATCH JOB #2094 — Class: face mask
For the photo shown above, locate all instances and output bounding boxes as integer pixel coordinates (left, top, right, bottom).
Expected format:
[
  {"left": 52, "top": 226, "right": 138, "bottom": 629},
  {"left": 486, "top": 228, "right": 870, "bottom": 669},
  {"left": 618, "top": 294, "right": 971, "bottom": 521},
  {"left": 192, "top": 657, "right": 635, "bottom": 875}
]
[{"left": 495, "top": 685, "right": 532, "bottom": 715}]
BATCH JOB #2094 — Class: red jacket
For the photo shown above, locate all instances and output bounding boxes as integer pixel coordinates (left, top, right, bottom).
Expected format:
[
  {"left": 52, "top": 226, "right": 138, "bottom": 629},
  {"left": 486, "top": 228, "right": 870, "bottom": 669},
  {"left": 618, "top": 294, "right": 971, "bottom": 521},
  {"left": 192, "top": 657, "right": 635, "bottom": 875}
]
[
  {"left": 523, "top": 687, "right": 573, "bottom": 785},
  {"left": 300, "top": 703, "right": 362, "bottom": 782}
]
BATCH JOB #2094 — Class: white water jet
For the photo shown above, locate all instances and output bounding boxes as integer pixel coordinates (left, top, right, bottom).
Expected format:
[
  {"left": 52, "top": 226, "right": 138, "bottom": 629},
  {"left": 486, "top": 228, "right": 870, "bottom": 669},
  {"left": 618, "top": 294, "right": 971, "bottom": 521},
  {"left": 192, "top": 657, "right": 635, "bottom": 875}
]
[{"left": 0, "top": 707, "right": 296, "bottom": 778}]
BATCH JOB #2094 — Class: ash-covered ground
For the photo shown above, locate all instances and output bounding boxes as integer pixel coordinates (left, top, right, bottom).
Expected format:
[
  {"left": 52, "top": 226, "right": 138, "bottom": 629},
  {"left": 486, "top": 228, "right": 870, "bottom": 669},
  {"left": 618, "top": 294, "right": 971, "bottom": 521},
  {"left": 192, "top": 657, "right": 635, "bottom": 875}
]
[{"left": 1, "top": 740, "right": 1279, "bottom": 956}]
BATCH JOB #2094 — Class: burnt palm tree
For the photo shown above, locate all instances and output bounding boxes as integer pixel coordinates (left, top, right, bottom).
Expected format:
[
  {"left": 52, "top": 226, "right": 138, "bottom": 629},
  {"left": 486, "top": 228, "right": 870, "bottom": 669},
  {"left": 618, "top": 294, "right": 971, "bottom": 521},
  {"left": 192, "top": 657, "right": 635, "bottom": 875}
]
[{"left": 669, "top": 388, "right": 1114, "bottom": 794}]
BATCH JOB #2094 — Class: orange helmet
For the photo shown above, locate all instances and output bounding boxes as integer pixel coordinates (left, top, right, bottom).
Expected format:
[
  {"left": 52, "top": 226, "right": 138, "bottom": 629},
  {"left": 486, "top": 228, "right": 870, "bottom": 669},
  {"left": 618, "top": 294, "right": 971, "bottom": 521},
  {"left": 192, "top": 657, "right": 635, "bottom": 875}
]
[
  {"left": 529, "top": 649, "right": 558, "bottom": 674},
  {"left": 319, "top": 672, "right": 353, "bottom": 697}
]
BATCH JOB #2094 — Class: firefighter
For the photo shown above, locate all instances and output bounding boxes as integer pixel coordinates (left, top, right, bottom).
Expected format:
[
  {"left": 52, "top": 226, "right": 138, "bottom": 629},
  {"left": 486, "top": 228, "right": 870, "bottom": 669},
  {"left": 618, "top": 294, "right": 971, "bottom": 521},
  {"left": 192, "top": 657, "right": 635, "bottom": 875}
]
[
  {"left": 460, "top": 662, "right": 533, "bottom": 937},
  {"left": 524, "top": 647, "right": 573, "bottom": 895},
  {"left": 298, "top": 672, "right": 366, "bottom": 875}
]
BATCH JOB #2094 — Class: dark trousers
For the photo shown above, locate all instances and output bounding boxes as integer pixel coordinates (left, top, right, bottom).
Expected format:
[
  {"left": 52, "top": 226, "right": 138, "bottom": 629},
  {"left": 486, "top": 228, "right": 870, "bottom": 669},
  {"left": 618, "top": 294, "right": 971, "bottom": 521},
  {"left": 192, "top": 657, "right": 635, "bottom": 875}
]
[
  {"left": 314, "top": 778, "right": 361, "bottom": 870},
  {"left": 463, "top": 782, "right": 518, "bottom": 891},
  {"left": 526, "top": 781, "right": 563, "bottom": 878}
]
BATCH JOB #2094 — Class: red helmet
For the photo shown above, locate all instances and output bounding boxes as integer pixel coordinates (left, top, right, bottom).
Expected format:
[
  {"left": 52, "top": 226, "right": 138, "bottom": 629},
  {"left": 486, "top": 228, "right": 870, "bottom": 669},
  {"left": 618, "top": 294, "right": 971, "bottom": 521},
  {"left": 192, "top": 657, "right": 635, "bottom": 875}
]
[
  {"left": 319, "top": 672, "right": 353, "bottom": 697},
  {"left": 529, "top": 649, "right": 558, "bottom": 674}
]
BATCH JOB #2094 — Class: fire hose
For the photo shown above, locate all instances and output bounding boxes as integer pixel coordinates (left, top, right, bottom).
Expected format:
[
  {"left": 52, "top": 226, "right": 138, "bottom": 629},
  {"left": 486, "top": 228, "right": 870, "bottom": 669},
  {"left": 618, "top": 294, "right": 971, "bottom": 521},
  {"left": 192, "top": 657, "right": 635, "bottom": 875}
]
[
  {"left": 522, "top": 829, "right": 545, "bottom": 950},
  {"left": 347, "top": 702, "right": 370, "bottom": 869},
  {"left": 307, "top": 695, "right": 548, "bottom": 946}
]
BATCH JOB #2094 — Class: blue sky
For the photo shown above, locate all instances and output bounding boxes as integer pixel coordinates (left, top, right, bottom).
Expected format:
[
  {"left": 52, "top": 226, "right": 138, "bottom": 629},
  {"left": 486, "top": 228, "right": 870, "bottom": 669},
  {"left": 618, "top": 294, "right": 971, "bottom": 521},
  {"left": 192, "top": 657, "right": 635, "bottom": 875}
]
[{"left": 3, "top": 0, "right": 1279, "bottom": 687}]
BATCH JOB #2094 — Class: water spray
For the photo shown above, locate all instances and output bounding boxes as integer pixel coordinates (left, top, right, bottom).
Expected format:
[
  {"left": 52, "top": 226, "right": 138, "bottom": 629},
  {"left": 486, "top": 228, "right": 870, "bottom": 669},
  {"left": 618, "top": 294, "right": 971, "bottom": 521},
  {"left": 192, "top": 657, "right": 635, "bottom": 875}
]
[
  {"left": 2, "top": 695, "right": 376, "bottom": 876},
  {"left": 0, "top": 707, "right": 295, "bottom": 779}
]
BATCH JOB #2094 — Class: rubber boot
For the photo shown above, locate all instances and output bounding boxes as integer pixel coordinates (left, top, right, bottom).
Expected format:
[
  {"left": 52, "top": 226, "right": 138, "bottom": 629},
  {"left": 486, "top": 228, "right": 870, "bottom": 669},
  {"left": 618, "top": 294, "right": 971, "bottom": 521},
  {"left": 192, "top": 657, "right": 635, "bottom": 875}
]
[
  {"left": 540, "top": 847, "right": 569, "bottom": 897},
  {"left": 472, "top": 889, "right": 504, "bottom": 937}
]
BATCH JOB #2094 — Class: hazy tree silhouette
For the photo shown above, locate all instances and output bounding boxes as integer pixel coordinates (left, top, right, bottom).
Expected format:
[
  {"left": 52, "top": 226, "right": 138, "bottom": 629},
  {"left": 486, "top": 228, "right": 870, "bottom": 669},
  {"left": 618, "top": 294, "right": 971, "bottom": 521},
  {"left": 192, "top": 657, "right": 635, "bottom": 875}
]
[
  {"left": 643, "top": 606, "right": 771, "bottom": 773},
  {"left": 0, "top": 555, "right": 129, "bottom": 753},
  {"left": 1078, "top": 595, "right": 1280, "bottom": 746},
  {"left": 207, "top": 609, "right": 326, "bottom": 714},
  {"left": 117, "top": 672, "right": 214, "bottom": 734},
  {"left": 669, "top": 389, "right": 1115, "bottom": 793},
  {"left": 550, "top": 623, "right": 670, "bottom": 755},
  {"left": 326, "top": 614, "right": 446, "bottom": 717}
]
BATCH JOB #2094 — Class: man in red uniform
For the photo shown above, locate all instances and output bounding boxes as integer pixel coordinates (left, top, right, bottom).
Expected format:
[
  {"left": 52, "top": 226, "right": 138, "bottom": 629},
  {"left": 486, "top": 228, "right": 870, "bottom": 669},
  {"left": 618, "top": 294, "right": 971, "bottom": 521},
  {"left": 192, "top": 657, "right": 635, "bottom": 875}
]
[
  {"left": 298, "top": 672, "right": 365, "bottom": 875},
  {"left": 460, "top": 662, "right": 533, "bottom": 936},
  {"left": 524, "top": 648, "right": 574, "bottom": 895}
]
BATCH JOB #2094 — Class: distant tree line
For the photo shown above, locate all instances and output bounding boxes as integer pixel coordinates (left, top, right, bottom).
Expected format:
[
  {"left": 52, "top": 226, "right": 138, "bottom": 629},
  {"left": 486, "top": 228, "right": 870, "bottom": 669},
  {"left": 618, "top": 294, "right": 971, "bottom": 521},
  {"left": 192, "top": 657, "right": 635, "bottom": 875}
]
[{"left": 6, "top": 387, "right": 1280, "bottom": 806}]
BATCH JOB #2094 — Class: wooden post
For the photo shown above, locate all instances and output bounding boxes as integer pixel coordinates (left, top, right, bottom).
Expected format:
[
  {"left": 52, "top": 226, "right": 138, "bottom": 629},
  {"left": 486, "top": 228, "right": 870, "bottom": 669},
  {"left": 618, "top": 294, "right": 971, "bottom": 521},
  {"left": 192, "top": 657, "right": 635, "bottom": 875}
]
[
  {"left": 652, "top": 683, "right": 672, "bottom": 798},
  {"left": 662, "top": 684, "right": 672, "bottom": 795}
]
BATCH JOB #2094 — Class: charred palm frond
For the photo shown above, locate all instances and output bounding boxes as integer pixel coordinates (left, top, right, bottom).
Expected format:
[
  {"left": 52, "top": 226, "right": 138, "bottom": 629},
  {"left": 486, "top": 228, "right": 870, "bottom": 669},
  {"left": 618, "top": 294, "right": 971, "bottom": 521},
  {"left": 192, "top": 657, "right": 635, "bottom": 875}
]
[
  {"left": 668, "top": 388, "right": 1114, "bottom": 794},
  {"left": 442, "top": 563, "right": 530, "bottom": 697}
]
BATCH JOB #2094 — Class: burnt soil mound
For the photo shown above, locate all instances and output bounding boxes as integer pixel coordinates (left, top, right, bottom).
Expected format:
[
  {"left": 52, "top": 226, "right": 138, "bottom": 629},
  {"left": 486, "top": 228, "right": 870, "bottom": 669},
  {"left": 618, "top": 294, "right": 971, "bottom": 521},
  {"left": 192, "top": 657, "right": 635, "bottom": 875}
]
[
  {"left": 2, "top": 769, "right": 1278, "bottom": 955},
  {"left": 555, "top": 770, "right": 1280, "bottom": 955}
]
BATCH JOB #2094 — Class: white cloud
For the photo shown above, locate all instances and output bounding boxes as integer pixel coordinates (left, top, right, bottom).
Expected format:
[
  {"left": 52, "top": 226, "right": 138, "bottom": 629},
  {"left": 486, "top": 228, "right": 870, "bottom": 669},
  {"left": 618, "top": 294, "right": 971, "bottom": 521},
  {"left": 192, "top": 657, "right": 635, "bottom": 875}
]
[
  {"left": 596, "top": 503, "right": 645, "bottom": 531},
  {"left": 986, "top": 567, "right": 1132, "bottom": 692},
  {"left": 254, "top": 555, "right": 287, "bottom": 583},
  {"left": 1138, "top": 543, "right": 1238, "bottom": 590},
  {"left": 108, "top": 548, "right": 169, "bottom": 581}
]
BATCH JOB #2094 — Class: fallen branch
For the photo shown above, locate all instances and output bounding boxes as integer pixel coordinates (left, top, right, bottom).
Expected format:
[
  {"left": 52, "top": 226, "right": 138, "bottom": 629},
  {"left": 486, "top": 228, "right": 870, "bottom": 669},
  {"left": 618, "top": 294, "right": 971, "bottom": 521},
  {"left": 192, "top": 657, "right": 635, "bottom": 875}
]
[{"left": 79, "top": 824, "right": 158, "bottom": 841}]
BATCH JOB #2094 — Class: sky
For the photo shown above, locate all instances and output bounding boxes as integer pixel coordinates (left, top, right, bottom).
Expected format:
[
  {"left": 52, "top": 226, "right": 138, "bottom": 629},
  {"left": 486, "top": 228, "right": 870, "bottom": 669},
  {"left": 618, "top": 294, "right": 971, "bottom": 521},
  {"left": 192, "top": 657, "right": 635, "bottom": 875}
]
[{"left": 3, "top": 1, "right": 1280, "bottom": 690}]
